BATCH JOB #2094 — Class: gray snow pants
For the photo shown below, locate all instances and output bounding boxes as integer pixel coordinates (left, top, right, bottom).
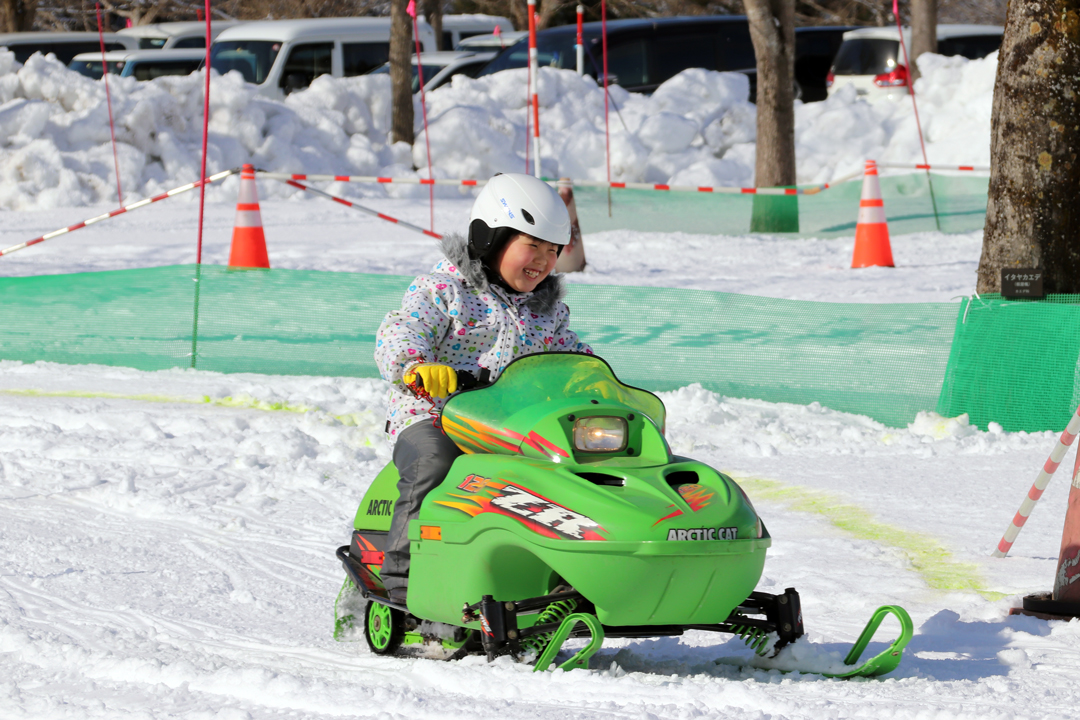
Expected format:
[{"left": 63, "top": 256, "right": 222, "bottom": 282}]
[{"left": 381, "top": 421, "right": 464, "bottom": 592}]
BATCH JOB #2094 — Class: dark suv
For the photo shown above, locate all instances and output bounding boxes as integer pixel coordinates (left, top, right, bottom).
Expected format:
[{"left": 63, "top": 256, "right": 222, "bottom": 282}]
[
  {"left": 476, "top": 17, "right": 755, "bottom": 94},
  {"left": 477, "top": 17, "right": 853, "bottom": 101}
]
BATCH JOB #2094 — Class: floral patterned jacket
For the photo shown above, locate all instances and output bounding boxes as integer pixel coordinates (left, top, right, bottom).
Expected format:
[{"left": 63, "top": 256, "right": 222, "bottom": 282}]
[{"left": 375, "top": 233, "right": 592, "bottom": 443}]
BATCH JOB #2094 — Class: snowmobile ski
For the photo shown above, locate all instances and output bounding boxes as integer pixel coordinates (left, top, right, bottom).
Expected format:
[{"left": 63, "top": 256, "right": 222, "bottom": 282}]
[
  {"left": 822, "top": 604, "right": 912, "bottom": 678},
  {"left": 715, "top": 604, "right": 913, "bottom": 679}
]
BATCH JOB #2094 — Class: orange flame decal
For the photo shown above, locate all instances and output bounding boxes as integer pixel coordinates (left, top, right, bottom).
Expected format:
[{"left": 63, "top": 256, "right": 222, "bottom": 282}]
[
  {"left": 435, "top": 479, "right": 605, "bottom": 541},
  {"left": 677, "top": 484, "right": 715, "bottom": 512}
]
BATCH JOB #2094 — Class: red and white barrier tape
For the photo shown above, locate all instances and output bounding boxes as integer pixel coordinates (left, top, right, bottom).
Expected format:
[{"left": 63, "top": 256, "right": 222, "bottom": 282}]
[
  {"left": 574, "top": 179, "right": 842, "bottom": 196},
  {"left": 256, "top": 170, "right": 865, "bottom": 196},
  {"left": 876, "top": 162, "right": 990, "bottom": 172},
  {"left": 261, "top": 172, "right": 485, "bottom": 187},
  {"left": 280, "top": 178, "right": 442, "bottom": 239},
  {"left": 0, "top": 169, "right": 238, "bottom": 259},
  {"left": 994, "top": 404, "right": 1080, "bottom": 557},
  {"left": 0, "top": 160, "right": 984, "bottom": 260}
]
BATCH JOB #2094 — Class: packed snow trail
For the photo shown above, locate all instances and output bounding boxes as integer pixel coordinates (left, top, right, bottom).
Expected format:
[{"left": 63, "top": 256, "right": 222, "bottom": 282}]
[
  {"left": 0, "top": 197, "right": 984, "bottom": 305},
  {"left": 3, "top": 361, "right": 1080, "bottom": 719}
]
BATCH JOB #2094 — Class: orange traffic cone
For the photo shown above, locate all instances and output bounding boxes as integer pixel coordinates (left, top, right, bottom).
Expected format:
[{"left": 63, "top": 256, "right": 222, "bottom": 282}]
[
  {"left": 1052, "top": 448, "right": 1080, "bottom": 604},
  {"left": 228, "top": 164, "right": 270, "bottom": 269},
  {"left": 1011, "top": 446, "right": 1080, "bottom": 619},
  {"left": 850, "top": 160, "right": 894, "bottom": 268}
]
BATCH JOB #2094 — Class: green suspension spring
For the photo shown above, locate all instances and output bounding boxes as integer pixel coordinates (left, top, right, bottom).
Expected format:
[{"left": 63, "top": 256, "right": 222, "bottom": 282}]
[
  {"left": 521, "top": 598, "right": 579, "bottom": 655},
  {"left": 732, "top": 625, "right": 771, "bottom": 656}
]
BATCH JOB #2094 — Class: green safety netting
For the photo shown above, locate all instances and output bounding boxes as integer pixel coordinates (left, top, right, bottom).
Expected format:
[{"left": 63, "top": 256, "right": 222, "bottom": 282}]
[
  {"left": 1, "top": 265, "right": 1076, "bottom": 432},
  {"left": 937, "top": 293, "right": 1080, "bottom": 432},
  {"left": 574, "top": 173, "right": 989, "bottom": 237}
]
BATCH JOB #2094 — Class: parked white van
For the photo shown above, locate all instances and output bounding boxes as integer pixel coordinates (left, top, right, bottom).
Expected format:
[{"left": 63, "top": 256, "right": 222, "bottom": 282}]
[
  {"left": 437, "top": 14, "right": 513, "bottom": 50},
  {"left": 210, "top": 18, "right": 436, "bottom": 98},
  {"left": 0, "top": 31, "right": 137, "bottom": 65},
  {"left": 117, "top": 21, "right": 242, "bottom": 50}
]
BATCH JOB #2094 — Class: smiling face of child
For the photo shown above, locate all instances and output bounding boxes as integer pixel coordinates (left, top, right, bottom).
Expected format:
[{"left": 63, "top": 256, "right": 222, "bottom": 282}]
[{"left": 495, "top": 233, "right": 560, "bottom": 293}]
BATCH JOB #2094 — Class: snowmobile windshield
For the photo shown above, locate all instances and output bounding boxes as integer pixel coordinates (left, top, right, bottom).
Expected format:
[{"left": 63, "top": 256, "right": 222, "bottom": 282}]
[{"left": 442, "top": 353, "right": 666, "bottom": 442}]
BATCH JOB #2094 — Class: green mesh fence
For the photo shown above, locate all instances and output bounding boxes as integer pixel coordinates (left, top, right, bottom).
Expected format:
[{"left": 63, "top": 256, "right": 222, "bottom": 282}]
[
  {"left": 575, "top": 173, "right": 989, "bottom": 237},
  {"left": 3, "top": 265, "right": 1077, "bottom": 431},
  {"left": 2, "top": 264, "right": 958, "bottom": 429},
  {"left": 937, "top": 294, "right": 1080, "bottom": 432}
]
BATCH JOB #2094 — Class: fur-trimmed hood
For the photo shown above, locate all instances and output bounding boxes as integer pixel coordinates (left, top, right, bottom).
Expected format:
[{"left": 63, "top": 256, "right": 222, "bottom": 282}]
[{"left": 438, "top": 233, "right": 565, "bottom": 316}]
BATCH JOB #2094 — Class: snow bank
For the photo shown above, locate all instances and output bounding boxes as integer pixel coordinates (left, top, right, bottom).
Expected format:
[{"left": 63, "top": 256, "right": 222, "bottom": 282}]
[
  {"left": 0, "top": 48, "right": 996, "bottom": 210},
  {"left": 662, "top": 384, "right": 1039, "bottom": 460}
]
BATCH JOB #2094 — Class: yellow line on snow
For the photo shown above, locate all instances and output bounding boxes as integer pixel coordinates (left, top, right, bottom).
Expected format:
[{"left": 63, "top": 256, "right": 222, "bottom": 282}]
[
  {"left": 728, "top": 472, "right": 1005, "bottom": 601},
  {"left": 0, "top": 387, "right": 389, "bottom": 425},
  {"left": 1, "top": 387, "right": 312, "bottom": 413}
]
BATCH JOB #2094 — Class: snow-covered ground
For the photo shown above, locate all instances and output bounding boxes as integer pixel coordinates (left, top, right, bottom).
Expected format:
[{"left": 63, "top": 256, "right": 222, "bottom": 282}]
[
  {"left": 2, "top": 358, "right": 1075, "bottom": 719},
  {"left": 0, "top": 195, "right": 982, "bottom": 304},
  {"left": 3, "top": 194, "right": 1080, "bottom": 718}
]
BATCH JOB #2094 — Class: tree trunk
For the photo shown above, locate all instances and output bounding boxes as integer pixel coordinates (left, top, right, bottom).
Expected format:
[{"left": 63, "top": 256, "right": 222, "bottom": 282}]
[
  {"left": 910, "top": 0, "right": 937, "bottom": 83},
  {"left": 389, "top": 0, "right": 415, "bottom": 146},
  {"left": 538, "top": 0, "right": 568, "bottom": 30},
  {"left": 423, "top": 0, "right": 443, "bottom": 50},
  {"left": 744, "top": 0, "right": 796, "bottom": 187},
  {"left": 509, "top": 0, "right": 527, "bottom": 31},
  {"left": 0, "top": 0, "right": 36, "bottom": 32},
  {"left": 976, "top": 0, "right": 1080, "bottom": 293}
]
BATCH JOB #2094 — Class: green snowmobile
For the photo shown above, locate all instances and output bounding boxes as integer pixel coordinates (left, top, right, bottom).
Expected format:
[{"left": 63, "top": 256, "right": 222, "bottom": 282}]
[{"left": 335, "top": 353, "right": 911, "bottom": 676}]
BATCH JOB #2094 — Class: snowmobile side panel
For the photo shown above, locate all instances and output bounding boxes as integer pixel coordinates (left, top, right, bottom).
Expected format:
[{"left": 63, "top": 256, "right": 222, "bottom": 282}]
[
  {"left": 400, "top": 447, "right": 768, "bottom": 627},
  {"left": 350, "top": 530, "right": 387, "bottom": 581},
  {"left": 409, "top": 524, "right": 768, "bottom": 626},
  {"left": 354, "top": 463, "right": 400, "bottom": 532}
]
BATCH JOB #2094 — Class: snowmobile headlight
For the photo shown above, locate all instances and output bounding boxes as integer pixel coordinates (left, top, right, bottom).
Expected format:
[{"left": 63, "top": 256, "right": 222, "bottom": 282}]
[{"left": 573, "top": 416, "right": 627, "bottom": 452}]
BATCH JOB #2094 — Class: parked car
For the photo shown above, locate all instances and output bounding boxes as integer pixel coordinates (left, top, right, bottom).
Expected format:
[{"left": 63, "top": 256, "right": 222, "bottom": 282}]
[
  {"left": 117, "top": 21, "right": 242, "bottom": 50},
  {"left": 69, "top": 48, "right": 205, "bottom": 80},
  {"left": 438, "top": 14, "right": 514, "bottom": 50},
  {"left": 477, "top": 17, "right": 758, "bottom": 95},
  {"left": 0, "top": 31, "right": 137, "bottom": 65},
  {"left": 456, "top": 30, "right": 528, "bottom": 51},
  {"left": 793, "top": 26, "right": 857, "bottom": 102},
  {"left": 475, "top": 17, "right": 838, "bottom": 101},
  {"left": 368, "top": 50, "right": 497, "bottom": 92},
  {"left": 827, "top": 24, "right": 1002, "bottom": 101},
  {"left": 210, "top": 18, "right": 437, "bottom": 98}
]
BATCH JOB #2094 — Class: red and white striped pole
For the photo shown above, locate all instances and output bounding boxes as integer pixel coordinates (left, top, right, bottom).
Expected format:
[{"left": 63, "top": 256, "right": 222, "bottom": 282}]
[
  {"left": 891, "top": 0, "right": 941, "bottom": 231},
  {"left": 283, "top": 178, "right": 442, "bottom": 239},
  {"left": 95, "top": 2, "right": 122, "bottom": 205},
  {"left": 575, "top": 5, "right": 584, "bottom": 75},
  {"left": 528, "top": 0, "right": 540, "bottom": 178},
  {"left": 408, "top": 0, "right": 435, "bottom": 233},
  {"left": 994, "top": 404, "right": 1080, "bottom": 557},
  {"left": 0, "top": 170, "right": 237, "bottom": 259},
  {"left": 601, "top": 0, "right": 611, "bottom": 216}
]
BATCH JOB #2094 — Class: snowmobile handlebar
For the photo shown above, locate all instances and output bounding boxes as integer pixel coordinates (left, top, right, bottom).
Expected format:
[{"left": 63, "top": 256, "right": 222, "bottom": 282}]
[
  {"left": 456, "top": 368, "right": 491, "bottom": 391},
  {"left": 408, "top": 367, "right": 491, "bottom": 397}
]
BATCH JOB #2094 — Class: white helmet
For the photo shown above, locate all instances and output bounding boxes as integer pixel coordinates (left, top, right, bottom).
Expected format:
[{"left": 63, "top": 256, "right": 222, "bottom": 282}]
[{"left": 468, "top": 173, "right": 571, "bottom": 260}]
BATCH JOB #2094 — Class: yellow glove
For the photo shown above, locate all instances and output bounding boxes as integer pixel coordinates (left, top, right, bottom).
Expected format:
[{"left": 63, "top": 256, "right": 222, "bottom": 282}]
[{"left": 403, "top": 363, "right": 458, "bottom": 399}]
